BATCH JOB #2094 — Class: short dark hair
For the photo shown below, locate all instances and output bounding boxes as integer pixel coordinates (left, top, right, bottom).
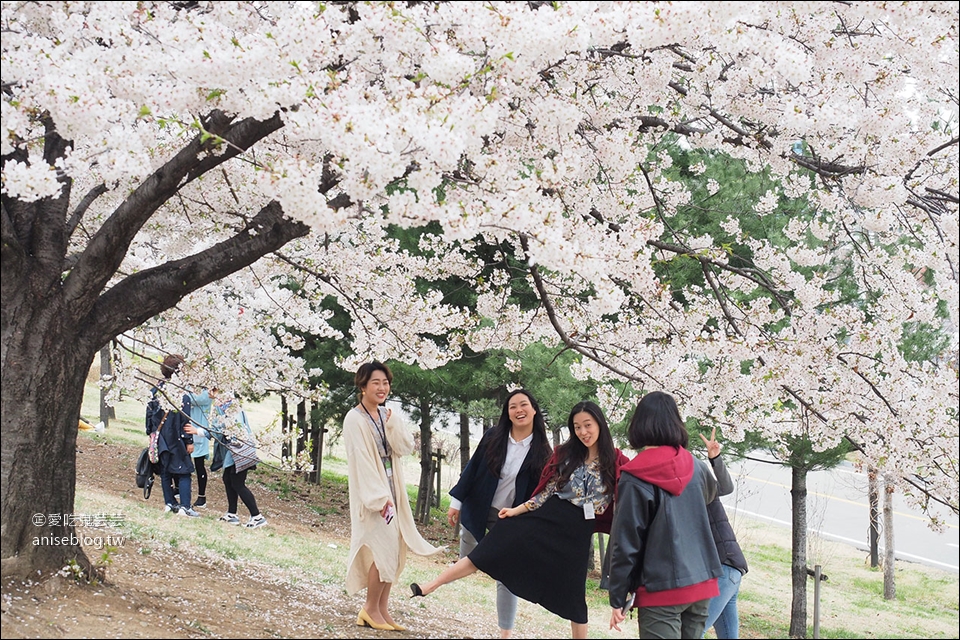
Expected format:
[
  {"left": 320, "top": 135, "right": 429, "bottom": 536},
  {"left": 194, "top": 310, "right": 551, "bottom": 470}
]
[
  {"left": 627, "top": 391, "right": 689, "bottom": 450},
  {"left": 160, "top": 354, "right": 184, "bottom": 379},
  {"left": 354, "top": 361, "right": 393, "bottom": 389}
]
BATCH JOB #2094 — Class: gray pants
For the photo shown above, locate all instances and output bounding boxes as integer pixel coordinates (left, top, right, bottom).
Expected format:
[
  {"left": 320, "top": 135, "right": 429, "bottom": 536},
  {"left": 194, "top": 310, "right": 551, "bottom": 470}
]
[
  {"left": 638, "top": 598, "right": 711, "bottom": 639},
  {"left": 460, "top": 507, "right": 519, "bottom": 631}
]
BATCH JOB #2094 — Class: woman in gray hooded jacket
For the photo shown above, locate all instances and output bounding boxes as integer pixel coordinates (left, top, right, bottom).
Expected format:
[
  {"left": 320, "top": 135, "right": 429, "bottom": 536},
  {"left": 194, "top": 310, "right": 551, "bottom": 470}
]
[{"left": 606, "top": 391, "right": 723, "bottom": 639}]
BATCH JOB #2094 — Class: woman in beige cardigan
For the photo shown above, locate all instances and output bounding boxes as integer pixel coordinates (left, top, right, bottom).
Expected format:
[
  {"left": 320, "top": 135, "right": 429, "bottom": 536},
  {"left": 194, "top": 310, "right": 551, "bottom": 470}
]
[{"left": 344, "top": 361, "right": 443, "bottom": 631}]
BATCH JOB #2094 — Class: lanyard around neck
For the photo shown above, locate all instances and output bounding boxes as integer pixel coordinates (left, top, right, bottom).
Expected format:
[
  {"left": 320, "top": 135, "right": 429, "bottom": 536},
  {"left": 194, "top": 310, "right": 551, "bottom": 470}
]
[{"left": 361, "top": 404, "right": 388, "bottom": 451}]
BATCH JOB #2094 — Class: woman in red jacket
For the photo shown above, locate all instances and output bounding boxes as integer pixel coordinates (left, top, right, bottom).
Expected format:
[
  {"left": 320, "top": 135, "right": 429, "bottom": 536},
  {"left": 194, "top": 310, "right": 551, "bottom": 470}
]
[{"left": 412, "top": 400, "right": 630, "bottom": 639}]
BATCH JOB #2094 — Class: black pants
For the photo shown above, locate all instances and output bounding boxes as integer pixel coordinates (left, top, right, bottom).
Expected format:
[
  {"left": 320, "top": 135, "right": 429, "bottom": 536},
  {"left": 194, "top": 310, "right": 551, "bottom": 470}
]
[
  {"left": 194, "top": 456, "right": 207, "bottom": 496},
  {"left": 223, "top": 465, "right": 259, "bottom": 517}
]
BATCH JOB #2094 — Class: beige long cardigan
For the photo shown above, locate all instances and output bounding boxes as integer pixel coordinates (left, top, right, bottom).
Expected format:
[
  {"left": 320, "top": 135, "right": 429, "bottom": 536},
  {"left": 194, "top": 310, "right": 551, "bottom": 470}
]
[{"left": 343, "top": 407, "right": 444, "bottom": 594}]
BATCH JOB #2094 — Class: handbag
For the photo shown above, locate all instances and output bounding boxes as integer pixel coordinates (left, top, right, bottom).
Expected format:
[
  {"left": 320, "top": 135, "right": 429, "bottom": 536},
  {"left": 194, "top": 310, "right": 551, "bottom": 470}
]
[
  {"left": 210, "top": 437, "right": 227, "bottom": 472},
  {"left": 225, "top": 435, "right": 260, "bottom": 473}
]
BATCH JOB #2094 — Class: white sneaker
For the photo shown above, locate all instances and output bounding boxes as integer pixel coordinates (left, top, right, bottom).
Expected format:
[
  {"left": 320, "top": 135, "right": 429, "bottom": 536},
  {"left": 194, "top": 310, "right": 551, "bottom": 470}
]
[
  {"left": 179, "top": 507, "right": 201, "bottom": 518},
  {"left": 164, "top": 504, "right": 179, "bottom": 514},
  {"left": 244, "top": 515, "right": 267, "bottom": 529},
  {"left": 219, "top": 513, "right": 241, "bottom": 525}
]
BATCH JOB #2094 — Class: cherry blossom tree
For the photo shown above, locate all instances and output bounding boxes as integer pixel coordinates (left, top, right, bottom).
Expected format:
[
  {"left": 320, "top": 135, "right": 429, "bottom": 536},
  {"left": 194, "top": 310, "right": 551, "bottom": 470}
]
[{"left": 2, "top": 1, "right": 956, "bottom": 584}]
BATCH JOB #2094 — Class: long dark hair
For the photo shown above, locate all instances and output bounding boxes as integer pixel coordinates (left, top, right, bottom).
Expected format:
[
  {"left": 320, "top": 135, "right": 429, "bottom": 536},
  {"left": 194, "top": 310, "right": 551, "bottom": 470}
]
[
  {"left": 627, "top": 391, "right": 689, "bottom": 450},
  {"left": 553, "top": 401, "right": 618, "bottom": 495},
  {"left": 485, "top": 389, "right": 552, "bottom": 478}
]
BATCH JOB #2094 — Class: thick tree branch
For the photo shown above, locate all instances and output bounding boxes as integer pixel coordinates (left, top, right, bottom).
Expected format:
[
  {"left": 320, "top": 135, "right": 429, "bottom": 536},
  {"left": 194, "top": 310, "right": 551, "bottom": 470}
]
[
  {"left": 63, "top": 111, "right": 285, "bottom": 314},
  {"left": 15, "top": 115, "right": 74, "bottom": 283},
  {"left": 790, "top": 153, "right": 867, "bottom": 178},
  {"left": 65, "top": 183, "right": 108, "bottom": 241},
  {"left": 83, "top": 201, "right": 308, "bottom": 350}
]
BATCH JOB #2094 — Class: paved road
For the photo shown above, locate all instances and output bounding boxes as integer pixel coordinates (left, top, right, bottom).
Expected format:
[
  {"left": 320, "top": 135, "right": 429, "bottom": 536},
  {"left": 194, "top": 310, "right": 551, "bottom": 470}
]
[{"left": 721, "top": 454, "right": 959, "bottom": 573}]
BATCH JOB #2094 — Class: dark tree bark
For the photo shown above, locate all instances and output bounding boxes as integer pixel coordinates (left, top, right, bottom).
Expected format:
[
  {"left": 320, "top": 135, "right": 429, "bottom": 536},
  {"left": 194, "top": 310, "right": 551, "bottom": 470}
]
[
  {"left": 296, "top": 400, "right": 308, "bottom": 458},
  {"left": 281, "top": 396, "right": 291, "bottom": 460},
  {"left": 869, "top": 466, "right": 880, "bottom": 568},
  {"left": 414, "top": 399, "right": 433, "bottom": 523},
  {"left": 309, "top": 402, "right": 326, "bottom": 483},
  {"left": 1, "top": 111, "right": 310, "bottom": 579},
  {"left": 789, "top": 465, "right": 808, "bottom": 638}
]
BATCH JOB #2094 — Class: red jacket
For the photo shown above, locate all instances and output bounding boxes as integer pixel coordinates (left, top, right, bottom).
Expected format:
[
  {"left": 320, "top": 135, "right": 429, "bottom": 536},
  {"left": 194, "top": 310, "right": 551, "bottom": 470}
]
[{"left": 531, "top": 447, "right": 631, "bottom": 534}]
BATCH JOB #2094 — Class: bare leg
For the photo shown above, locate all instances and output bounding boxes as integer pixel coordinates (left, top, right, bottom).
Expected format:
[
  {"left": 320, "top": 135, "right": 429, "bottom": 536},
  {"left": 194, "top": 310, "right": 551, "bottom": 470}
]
[
  {"left": 571, "top": 621, "right": 588, "bottom": 639},
  {"left": 500, "top": 628, "right": 513, "bottom": 638},
  {"left": 363, "top": 563, "right": 389, "bottom": 624},
  {"left": 418, "top": 556, "right": 479, "bottom": 595},
  {"left": 378, "top": 582, "right": 397, "bottom": 627}
]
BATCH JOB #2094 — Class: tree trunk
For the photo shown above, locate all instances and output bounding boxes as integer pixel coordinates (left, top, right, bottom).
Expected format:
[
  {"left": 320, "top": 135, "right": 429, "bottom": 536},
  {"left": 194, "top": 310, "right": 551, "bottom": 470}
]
[
  {"left": 2, "top": 110, "right": 310, "bottom": 579},
  {"left": 431, "top": 448, "right": 442, "bottom": 509},
  {"left": 308, "top": 401, "right": 322, "bottom": 483},
  {"left": 1, "top": 312, "right": 97, "bottom": 578},
  {"left": 415, "top": 399, "right": 433, "bottom": 523},
  {"left": 883, "top": 474, "right": 896, "bottom": 600},
  {"left": 281, "top": 396, "right": 291, "bottom": 460},
  {"left": 868, "top": 466, "right": 880, "bottom": 568},
  {"left": 296, "top": 399, "right": 307, "bottom": 458},
  {"left": 789, "top": 465, "right": 808, "bottom": 638},
  {"left": 98, "top": 343, "right": 115, "bottom": 426},
  {"left": 459, "top": 411, "right": 470, "bottom": 473}
]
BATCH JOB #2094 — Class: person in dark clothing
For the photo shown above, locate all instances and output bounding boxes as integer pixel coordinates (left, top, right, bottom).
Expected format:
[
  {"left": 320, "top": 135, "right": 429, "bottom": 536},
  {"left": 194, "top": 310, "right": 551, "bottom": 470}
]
[
  {"left": 699, "top": 428, "right": 748, "bottom": 639},
  {"left": 146, "top": 354, "right": 198, "bottom": 517},
  {"left": 446, "top": 389, "right": 553, "bottom": 638},
  {"left": 607, "top": 391, "right": 722, "bottom": 639}
]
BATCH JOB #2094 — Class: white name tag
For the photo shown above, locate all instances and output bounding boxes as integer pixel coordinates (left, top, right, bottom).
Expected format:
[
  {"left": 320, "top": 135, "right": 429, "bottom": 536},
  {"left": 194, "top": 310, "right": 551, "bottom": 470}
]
[{"left": 583, "top": 501, "right": 595, "bottom": 520}]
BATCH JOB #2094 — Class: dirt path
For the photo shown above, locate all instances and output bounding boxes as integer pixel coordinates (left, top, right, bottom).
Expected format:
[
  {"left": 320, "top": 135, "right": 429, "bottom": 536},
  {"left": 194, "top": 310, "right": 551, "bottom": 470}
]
[{"left": 1, "top": 436, "right": 472, "bottom": 639}]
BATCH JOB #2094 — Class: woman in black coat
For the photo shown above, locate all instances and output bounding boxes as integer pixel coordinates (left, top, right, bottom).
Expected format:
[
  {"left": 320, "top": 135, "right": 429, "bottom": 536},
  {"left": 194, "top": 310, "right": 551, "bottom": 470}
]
[{"left": 445, "top": 389, "right": 552, "bottom": 637}]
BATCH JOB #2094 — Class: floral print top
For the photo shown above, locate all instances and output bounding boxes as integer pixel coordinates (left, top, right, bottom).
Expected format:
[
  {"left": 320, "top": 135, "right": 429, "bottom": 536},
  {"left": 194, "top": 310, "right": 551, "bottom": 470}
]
[{"left": 525, "top": 457, "right": 611, "bottom": 515}]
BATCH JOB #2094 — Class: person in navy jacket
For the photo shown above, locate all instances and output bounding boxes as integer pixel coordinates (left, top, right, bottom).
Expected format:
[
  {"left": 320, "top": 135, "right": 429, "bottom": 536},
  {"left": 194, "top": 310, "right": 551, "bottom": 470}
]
[{"left": 446, "top": 389, "right": 552, "bottom": 637}]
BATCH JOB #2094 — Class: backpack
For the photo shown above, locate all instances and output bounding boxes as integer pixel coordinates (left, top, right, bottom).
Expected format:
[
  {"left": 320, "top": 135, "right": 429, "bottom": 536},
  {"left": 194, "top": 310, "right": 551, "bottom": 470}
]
[{"left": 135, "top": 447, "right": 157, "bottom": 499}]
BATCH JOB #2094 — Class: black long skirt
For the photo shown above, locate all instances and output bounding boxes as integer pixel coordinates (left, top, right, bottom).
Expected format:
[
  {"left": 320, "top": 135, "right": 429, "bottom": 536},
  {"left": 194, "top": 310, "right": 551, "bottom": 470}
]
[{"left": 468, "top": 495, "right": 595, "bottom": 623}]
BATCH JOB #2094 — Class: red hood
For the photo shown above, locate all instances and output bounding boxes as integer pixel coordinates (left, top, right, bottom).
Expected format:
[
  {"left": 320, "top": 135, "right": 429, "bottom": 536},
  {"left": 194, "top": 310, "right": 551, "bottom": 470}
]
[{"left": 621, "top": 446, "right": 694, "bottom": 496}]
